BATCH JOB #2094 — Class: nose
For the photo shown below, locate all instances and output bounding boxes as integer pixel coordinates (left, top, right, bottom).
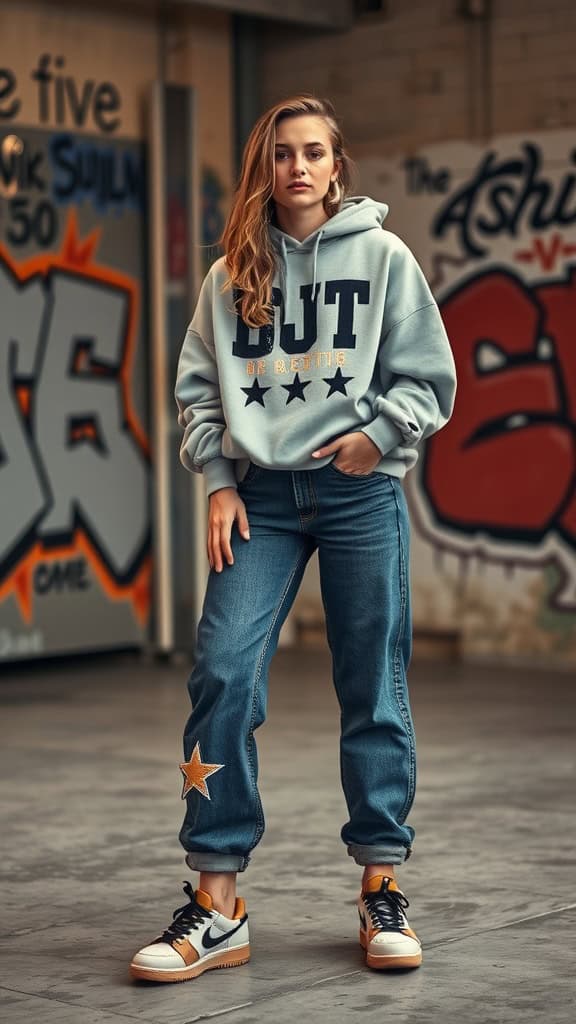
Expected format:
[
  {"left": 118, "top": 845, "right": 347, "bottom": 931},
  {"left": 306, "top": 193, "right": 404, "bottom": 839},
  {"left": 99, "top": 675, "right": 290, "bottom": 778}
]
[{"left": 290, "top": 153, "right": 306, "bottom": 175}]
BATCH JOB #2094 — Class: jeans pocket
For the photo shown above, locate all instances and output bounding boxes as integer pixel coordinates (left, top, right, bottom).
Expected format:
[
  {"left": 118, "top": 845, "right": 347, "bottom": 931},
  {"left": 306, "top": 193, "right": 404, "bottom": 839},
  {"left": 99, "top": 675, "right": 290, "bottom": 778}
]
[
  {"left": 240, "top": 460, "right": 262, "bottom": 485},
  {"left": 327, "top": 460, "right": 380, "bottom": 480}
]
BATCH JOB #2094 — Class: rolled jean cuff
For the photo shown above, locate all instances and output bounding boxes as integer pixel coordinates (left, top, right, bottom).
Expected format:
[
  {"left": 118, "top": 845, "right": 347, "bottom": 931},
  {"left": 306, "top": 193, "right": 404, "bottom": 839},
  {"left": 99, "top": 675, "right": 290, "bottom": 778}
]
[
  {"left": 347, "top": 843, "right": 412, "bottom": 866},
  {"left": 185, "top": 851, "right": 251, "bottom": 873}
]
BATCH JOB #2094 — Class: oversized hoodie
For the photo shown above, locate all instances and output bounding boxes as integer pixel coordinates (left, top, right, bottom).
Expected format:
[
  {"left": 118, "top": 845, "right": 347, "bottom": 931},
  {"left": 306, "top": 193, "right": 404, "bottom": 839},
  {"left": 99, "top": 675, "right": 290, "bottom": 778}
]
[{"left": 174, "top": 196, "right": 456, "bottom": 496}]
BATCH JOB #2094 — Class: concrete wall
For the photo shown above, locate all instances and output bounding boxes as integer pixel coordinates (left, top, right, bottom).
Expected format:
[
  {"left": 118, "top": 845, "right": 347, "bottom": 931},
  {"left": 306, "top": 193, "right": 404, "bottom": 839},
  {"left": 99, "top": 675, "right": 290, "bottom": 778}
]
[
  {"left": 164, "top": 5, "right": 234, "bottom": 209},
  {"left": 179, "top": 0, "right": 352, "bottom": 28},
  {"left": 259, "top": 0, "right": 576, "bottom": 154}
]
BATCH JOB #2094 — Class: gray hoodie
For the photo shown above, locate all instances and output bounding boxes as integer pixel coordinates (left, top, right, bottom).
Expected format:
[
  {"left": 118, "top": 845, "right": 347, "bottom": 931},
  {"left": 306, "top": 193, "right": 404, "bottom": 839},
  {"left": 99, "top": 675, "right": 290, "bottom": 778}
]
[{"left": 175, "top": 196, "right": 456, "bottom": 496}]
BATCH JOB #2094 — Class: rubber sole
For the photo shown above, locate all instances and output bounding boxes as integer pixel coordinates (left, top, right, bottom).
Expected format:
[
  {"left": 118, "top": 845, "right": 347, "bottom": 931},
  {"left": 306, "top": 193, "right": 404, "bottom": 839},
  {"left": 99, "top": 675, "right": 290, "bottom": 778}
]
[
  {"left": 359, "top": 928, "right": 422, "bottom": 970},
  {"left": 129, "top": 943, "right": 251, "bottom": 983}
]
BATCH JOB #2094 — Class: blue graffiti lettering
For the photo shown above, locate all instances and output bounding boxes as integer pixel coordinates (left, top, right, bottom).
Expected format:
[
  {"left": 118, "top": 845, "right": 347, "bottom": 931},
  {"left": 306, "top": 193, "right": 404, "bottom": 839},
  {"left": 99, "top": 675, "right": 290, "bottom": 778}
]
[{"left": 49, "top": 133, "right": 145, "bottom": 212}]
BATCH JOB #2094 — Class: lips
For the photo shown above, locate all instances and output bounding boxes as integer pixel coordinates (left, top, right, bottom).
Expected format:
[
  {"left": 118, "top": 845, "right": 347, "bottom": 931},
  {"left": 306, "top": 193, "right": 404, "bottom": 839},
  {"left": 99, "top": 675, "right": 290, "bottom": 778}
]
[{"left": 288, "top": 183, "right": 310, "bottom": 190}]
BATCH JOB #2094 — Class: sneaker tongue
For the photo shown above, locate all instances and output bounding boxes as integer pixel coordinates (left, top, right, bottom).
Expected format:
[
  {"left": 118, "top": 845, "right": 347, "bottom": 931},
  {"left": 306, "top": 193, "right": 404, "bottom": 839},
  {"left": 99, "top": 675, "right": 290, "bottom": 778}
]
[
  {"left": 363, "top": 875, "right": 401, "bottom": 894},
  {"left": 194, "top": 889, "right": 214, "bottom": 910}
]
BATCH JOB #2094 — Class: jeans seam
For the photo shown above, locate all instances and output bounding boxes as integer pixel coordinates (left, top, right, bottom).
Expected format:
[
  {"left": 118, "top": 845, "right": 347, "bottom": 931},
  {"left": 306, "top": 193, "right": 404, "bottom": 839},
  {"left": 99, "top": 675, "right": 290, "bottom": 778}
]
[
  {"left": 247, "top": 544, "right": 309, "bottom": 848},
  {"left": 308, "top": 471, "right": 318, "bottom": 516},
  {"left": 296, "top": 472, "right": 318, "bottom": 528},
  {"left": 390, "top": 478, "right": 416, "bottom": 825}
]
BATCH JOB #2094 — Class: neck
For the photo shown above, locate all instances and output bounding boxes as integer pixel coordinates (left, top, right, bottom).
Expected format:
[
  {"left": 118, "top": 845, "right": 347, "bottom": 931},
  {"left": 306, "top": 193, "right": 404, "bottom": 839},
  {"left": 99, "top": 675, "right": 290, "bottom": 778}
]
[{"left": 273, "top": 204, "right": 329, "bottom": 242}]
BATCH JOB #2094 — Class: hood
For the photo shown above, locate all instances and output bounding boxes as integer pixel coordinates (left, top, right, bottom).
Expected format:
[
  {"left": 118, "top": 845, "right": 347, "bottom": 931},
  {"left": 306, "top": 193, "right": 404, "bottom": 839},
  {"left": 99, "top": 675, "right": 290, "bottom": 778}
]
[{"left": 268, "top": 195, "right": 389, "bottom": 324}]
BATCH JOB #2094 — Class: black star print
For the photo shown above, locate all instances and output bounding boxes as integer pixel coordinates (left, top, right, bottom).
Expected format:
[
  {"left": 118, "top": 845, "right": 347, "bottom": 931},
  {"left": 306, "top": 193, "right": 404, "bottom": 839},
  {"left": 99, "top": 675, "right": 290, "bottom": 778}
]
[
  {"left": 241, "top": 377, "right": 271, "bottom": 407},
  {"left": 282, "top": 372, "right": 311, "bottom": 404},
  {"left": 323, "top": 367, "right": 354, "bottom": 397}
]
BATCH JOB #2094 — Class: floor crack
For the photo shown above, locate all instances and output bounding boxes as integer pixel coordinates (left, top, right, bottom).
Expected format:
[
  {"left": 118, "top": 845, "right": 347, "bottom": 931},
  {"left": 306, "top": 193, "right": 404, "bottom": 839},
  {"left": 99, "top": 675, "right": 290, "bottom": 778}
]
[{"left": 425, "top": 901, "right": 576, "bottom": 949}]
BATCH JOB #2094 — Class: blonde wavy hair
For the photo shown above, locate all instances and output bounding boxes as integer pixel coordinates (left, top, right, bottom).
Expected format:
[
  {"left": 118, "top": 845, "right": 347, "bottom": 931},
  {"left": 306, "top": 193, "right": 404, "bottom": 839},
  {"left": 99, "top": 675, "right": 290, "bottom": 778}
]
[{"left": 220, "top": 94, "right": 355, "bottom": 328}]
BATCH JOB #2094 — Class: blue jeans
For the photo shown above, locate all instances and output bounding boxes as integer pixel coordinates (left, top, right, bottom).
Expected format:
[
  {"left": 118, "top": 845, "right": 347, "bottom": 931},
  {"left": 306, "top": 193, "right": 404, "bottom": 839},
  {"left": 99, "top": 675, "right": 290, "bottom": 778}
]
[{"left": 179, "top": 461, "right": 416, "bottom": 872}]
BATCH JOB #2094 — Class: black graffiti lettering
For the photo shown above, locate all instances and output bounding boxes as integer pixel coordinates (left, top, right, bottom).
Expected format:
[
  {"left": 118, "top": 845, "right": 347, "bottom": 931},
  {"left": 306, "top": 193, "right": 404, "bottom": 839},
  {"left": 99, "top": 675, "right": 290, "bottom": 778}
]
[
  {"left": 325, "top": 279, "right": 370, "bottom": 348},
  {"left": 0, "top": 68, "right": 20, "bottom": 120},
  {"left": 433, "top": 143, "right": 576, "bottom": 259},
  {"left": 0, "top": 139, "right": 19, "bottom": 191},
  {"left": 0, "top": 142, "right": 46, "bottom": 194},
  {"left": 64, "top": 77, "right": 94, "bottom": 128},
  {"left": 93, "top": 83, "right": 121, "bottom": 134},
  {"left": 31, "top": 54, "right": 122, "bottom": 133},
  {"left": 0, "top": 266, "right": 47, "bottom": 566},
  {"left": 278, "top": 283, "right": 320, "bottom": 354},
  {"left": 7, "top": 197, "right": 57, "bottom": 247},
  {"left": 476, "top": 183, "right": 516, "bottom": 237},
  {"left": 26, "top": 150, "right": 44, "bottom": 191},
  {"left": 404, "top": 156, "right": 450, "bottom": 195},
  {"left": 34, "top": 558, "right": 90, "bottom": 594}
]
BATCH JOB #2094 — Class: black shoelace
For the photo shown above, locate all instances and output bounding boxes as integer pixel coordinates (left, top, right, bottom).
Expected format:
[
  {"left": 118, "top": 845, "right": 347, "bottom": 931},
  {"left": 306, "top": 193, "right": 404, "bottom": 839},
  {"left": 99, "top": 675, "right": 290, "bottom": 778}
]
[
  {"left": 158, "top": 881, "right": 212, "bottom": 943},
  {"left": 363, "top": 884, "right": 410, "bottom": 931}
]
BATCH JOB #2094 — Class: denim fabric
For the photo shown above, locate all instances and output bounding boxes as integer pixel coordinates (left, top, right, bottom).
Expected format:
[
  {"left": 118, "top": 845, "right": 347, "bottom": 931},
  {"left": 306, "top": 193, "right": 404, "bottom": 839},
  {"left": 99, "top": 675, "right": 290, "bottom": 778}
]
[{"left": 179, "top": 461, "right": 416, "bottom": 873}]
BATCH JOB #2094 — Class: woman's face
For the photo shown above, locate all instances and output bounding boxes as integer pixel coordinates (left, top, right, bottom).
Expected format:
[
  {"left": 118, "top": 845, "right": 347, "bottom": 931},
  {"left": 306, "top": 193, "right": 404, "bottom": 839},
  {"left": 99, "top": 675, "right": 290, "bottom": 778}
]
[{"left": 271, "top": 114, "right": 339, "bottom": 217}]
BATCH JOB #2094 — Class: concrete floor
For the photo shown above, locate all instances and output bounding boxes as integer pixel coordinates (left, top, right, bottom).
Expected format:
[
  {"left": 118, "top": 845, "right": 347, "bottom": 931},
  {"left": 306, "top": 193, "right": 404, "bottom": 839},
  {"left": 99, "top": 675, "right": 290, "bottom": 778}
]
[{"left": 1, "top": 647, "right": 575, "bottom": 1024}]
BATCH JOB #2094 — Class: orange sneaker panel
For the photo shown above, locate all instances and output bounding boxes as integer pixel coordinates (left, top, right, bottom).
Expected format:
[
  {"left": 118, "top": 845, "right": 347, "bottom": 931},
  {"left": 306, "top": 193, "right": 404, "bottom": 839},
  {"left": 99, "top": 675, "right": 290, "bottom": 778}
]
[
  {"left": 362, "top": 875, "right": 401, "bottom": 895},
  {"left": 194, "top": 889, "right": 213, "bottom": 911},
  {"left": 172, "top": 937, "right": 200, "bottom": 965},
  {"left": 233, "top": 897, "right": 246, "bottom": 919}
]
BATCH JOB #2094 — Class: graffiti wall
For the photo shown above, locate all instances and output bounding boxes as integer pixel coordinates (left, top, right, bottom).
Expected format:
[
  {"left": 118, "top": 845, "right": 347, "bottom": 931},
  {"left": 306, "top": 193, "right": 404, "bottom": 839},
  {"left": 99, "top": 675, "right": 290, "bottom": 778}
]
[
  {"left": 359, "top": 132, "right": 576, "bottom": 664},
  {"left": 0, "top": 85, "right": 151, "bottom": 659}
]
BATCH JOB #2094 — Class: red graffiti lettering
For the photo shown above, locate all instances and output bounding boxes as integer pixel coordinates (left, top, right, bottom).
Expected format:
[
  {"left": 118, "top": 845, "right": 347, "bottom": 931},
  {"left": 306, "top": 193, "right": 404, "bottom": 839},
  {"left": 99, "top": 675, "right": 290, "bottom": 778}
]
[{"left": 424, "top": 269, "right": 576, "bottom": 542}]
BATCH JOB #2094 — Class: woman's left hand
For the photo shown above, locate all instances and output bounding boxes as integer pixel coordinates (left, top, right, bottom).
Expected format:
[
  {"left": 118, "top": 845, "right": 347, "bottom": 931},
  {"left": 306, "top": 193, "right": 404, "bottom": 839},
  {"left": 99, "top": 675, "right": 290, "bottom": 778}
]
[{"left": 311, "top": 431, "right": 382, "bottom": 475}]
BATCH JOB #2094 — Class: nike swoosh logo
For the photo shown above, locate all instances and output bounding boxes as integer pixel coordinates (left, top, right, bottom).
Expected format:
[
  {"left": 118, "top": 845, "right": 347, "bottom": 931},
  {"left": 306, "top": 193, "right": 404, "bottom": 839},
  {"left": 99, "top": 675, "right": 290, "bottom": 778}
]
[{"left": 202, "top": 917, "right": 245, "bottom": 950}]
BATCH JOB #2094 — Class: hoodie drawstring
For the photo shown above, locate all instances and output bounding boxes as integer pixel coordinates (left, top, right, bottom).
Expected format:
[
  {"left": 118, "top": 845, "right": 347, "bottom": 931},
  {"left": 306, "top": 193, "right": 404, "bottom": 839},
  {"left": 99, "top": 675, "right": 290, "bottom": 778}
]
[
  {"left": 277, "top": 228, "right": 324, "bottom": 326},
  {"left": 280, "top": 235, "right": 289, "bottom": 326},
  {"left": 311, "top": 230, "right": 323, "bottom": 299}
]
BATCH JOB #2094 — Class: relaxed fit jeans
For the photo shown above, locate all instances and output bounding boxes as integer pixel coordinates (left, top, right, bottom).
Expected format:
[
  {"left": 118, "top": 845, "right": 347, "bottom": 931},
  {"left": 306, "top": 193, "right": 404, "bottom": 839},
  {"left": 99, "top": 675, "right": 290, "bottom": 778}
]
[{"left": 179, "top": 460, "right": 416, "bottom": 872}]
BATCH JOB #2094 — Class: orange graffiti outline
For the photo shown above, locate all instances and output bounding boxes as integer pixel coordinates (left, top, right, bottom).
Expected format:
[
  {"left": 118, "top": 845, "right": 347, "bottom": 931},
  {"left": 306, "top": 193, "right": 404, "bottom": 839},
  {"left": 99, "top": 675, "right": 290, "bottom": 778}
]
[{"left": 0, "top": 210, "right": 151, "bottom": 627}]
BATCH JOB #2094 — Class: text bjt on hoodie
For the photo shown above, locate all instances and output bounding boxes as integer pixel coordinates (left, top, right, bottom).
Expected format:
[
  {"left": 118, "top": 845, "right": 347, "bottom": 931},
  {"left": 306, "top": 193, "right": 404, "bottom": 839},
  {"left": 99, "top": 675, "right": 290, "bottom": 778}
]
[{"left": 174, "top": 196, "right": 457, "bottom": 496}]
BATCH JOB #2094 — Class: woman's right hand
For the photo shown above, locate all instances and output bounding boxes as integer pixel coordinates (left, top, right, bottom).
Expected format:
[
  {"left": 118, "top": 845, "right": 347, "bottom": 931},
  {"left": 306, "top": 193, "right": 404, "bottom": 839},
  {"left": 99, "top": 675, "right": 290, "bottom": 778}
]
[{"left": 207, "top": 487, "right": 250, "bottom": 572}]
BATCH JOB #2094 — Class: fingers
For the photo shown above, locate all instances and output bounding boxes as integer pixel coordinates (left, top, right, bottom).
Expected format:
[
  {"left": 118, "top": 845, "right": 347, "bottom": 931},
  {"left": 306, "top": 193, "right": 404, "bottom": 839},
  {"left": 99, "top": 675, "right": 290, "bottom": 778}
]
[
  {"left": 237, "top": 507, "right": 251, "bottom": 541},
  {"left": 207, "top": 520, "right": 233, "bottom": 573},
  {"left": 220, "top": 526, "right": 235, "bottom": 571},
  {"left": 206, "top": 497, "right": 250, "bottom": 572},
  {"left": 312, "top": 438, "right": 345, "bottom": 458}
]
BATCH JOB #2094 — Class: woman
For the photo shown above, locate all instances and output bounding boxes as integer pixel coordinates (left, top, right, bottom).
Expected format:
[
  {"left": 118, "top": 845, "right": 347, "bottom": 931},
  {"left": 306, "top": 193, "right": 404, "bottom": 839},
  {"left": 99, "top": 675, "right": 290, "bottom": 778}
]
[{"left": 130, "top": 95, "right": 456, "bottom": 982}]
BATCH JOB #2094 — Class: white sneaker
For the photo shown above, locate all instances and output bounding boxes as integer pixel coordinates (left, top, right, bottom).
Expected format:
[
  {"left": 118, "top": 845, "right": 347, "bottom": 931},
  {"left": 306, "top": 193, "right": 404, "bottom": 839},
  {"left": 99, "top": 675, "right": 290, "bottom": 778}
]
[
  {"left": 358, "top": 875, "right": 422, "bottom": 969},
  {"left": 130, "top": 881, "right": 250, "bottom": 982}
]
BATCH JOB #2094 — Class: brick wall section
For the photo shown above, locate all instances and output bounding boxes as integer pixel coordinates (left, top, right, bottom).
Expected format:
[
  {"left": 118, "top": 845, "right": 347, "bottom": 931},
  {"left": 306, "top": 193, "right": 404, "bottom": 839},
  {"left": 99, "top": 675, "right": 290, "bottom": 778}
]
[{"left": 259, "top": 0, "right": 576, "bottom": 155}]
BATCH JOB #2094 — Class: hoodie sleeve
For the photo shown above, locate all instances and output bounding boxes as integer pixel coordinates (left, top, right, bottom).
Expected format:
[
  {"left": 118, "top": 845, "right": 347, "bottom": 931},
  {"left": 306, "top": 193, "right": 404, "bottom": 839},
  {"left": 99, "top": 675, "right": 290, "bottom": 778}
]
[
  {"left": 174, "top": 271, "right": 237, "bottom": 497},
  {"left": 360, "top": 236, "right": 457, "bottom": 457}
]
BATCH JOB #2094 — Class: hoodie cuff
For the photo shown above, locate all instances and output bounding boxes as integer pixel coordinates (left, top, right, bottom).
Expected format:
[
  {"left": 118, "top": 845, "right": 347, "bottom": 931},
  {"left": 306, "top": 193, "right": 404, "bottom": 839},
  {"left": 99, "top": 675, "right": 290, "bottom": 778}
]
[
  {"left": 202, "top": 457, "right": 238, "bottom": 497},
  {"left": 360, "top": 417, "right": 404, "bottom": 457}
]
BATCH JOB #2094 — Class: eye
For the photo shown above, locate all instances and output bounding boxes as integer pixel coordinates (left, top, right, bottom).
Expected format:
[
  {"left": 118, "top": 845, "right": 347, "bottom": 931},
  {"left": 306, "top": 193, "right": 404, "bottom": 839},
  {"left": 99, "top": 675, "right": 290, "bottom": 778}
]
[
  {"left": 309, "top": 151, "right": 324, "bottom": 159},
  {"left": 275, "top": 151, "right": 288, "bottom": 160}
]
